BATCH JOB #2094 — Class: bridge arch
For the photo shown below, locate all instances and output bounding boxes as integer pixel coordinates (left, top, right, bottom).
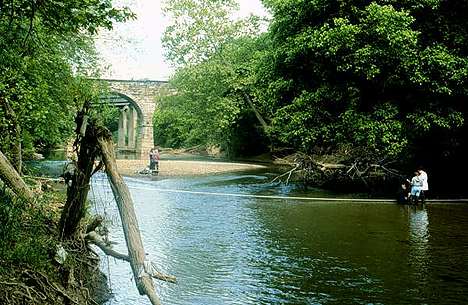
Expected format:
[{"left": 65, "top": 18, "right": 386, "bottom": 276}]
[
  {"left": 107, "top": 91, "right": 144, "bottom": 119},
  {"left": 98, "top": 79, "right": 168, "bottom": 159}
]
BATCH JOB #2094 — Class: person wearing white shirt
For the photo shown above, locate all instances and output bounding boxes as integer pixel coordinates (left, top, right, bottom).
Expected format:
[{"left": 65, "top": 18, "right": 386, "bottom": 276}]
[
  {"left": 419, "top": 168, "right": 429, "bottom": 203},
  {"left": 410, "top": 171, "right": 423, "bottom": 204}
]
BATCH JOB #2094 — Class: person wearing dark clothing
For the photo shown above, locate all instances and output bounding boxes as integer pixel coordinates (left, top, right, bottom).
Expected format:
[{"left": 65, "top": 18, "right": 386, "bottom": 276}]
[
  {"left": 397, "top": 181, "right": 410, "bottom": 204},
  {"left": 149, "top": 148, "right": 160, "bottom": 171}
]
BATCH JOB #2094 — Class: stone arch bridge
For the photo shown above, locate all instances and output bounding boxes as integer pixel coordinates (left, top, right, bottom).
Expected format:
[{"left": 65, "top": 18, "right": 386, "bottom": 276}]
[{"left": 98, "top": 79, "right": 167, "bottom": 159}]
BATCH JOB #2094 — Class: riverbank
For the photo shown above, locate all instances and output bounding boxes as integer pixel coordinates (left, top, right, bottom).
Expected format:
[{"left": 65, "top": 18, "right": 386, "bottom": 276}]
[
  {"left": 116, "top": 159, "right": 267, "bottom": 176},
  {"left": 0, "top": 182, "right": 110, "bottom": 305}
]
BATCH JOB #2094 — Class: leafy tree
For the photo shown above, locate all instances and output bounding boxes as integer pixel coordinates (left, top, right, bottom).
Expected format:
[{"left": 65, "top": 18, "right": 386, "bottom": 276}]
[
  {"left": 259, "top": 1, "right": 467, "bottom": 159},
  {"left": 0, "top": 0, "right": 134, "bottom": 171},
  {"left": 256, "top": 0, "right": 468, "bottom": 192},
  {"left": 158, "top": 0, "right": 269, "bottom": 156},
  {"left": 162, "top": 0, "right": 260, "bottom": 66},
  {"left": 158, "top": 0, "right": 467, "bottom": 192}
]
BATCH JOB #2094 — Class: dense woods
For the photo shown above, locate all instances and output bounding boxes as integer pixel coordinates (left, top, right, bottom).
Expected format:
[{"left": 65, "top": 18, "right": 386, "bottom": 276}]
[{"left": 156, "top": 0, "right": 468, "bottom": 195}]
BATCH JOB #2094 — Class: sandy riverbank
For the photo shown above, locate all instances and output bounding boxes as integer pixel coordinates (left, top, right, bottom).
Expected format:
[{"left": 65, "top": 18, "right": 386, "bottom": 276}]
[{"left": 116, "top": 159, "right": 267, "bottom": 176}]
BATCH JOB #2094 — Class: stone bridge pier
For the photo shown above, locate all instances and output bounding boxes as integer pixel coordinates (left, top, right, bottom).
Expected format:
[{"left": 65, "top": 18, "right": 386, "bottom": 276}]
[{"left": 100, "top": 79, "right": 167, "bottom": 159}]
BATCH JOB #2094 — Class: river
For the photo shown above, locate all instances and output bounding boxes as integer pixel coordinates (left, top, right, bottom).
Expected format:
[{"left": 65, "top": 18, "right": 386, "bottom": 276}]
[{"left": 88, "top": 169, "right": 468, "bottom": 305}]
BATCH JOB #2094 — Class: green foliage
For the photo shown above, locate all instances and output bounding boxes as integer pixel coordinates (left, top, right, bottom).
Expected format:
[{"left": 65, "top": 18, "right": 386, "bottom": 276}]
[
  {"left": 157, "top": 0, "right": 269, "bottom": 156},
  {"left": 162, "top": 0, "right": 261, "bottom": 66},
  {"left": 0, "top": 0, "right": 134, "bottom": 158},
  {"left": 98, "top": 104, "right": 120, "bottom": 140},
  {"left": 154, "top": 57, "right": 244, "bottom": 150},
  {"left": 0, "top": 188, "right": 56, "bottom": 270},
  {"left": 259, "top": 0, "right": 467, "bottom": 163},
  {"left": 159, "top": 0, "right": 467, "bottom": 187}
]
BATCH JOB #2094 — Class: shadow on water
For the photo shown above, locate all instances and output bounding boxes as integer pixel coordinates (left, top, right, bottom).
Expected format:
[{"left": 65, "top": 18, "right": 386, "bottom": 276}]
[{"left": 86, "top": 170, "right": 468, "bottom": 305}]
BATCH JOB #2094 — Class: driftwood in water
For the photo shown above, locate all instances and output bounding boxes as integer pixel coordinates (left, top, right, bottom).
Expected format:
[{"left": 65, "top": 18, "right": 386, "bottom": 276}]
[
  {"left": 97, "top": 131, "right": 162, "bottom": 305},
  {"left": 59, "top": 107, "right": 100, "bottom": 239},
  {"left": 272, "top": 153, "right": 401, "bottom": 188},
  {"left": 0, "top": 149, "right": 34, "bottom": 203}
]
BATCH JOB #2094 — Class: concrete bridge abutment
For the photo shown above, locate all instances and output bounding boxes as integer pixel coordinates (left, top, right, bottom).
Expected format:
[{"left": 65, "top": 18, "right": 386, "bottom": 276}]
[{"left": 99, "top": 79, "right": 167, "bottom": 160}]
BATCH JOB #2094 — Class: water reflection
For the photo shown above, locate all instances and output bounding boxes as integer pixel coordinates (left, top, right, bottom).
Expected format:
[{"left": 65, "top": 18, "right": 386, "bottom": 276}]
[
  {"left": 88, "top": 172, "right": 468, "bottom": 305},
  {"left": 408, "top": 206, "right": 430, "bottom": 284}
]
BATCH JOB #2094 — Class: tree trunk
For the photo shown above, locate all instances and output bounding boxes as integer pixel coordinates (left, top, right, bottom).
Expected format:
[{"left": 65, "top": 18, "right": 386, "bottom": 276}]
[
  {"left": 0, "top": 149, "right": 34, "bottom": 202},
  {"left": 242, "top": 91, "right": 269, "bottom": 133},
  {"left": 59, "top": 111, "right": 99, "bottom": 239},
  {"left": 215, "top": 53, "right": 270, "bottom": 135},
  {"left": 97, "top": 132, "right": 161, "bottom": 305}
]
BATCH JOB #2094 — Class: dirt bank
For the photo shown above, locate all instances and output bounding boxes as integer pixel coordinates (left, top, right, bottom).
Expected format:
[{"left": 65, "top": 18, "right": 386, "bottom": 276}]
[{"left": 116, "top": 160, "right": 267, "bottom": 176}]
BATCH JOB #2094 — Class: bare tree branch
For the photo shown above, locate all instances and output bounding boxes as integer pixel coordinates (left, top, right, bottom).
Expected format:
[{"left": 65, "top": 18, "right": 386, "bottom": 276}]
[{"left": 86, "top": 232, "right": 177, "bottom": 284}]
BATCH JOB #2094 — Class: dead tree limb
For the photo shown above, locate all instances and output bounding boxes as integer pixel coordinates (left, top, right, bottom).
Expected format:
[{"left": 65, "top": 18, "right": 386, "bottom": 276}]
[
  {"left": 59, "top": 107, "right": 100, "bottom": 239},
  {"left": 241, "top": 91, "right": 269, "bottom": 132},
  {"left": 97, "top": 131, "right": 162, "bottom": 305},
  {"left": 272, "top": 153, "right": 403, "bottom": 188},
  {"left": 0, "top": 149, "right": 34, "bottom": 203},
  {"left": 86, "top": 232, "right": 177, "bottom": 284},
  {"left": 271, "top": 164, "right": 300, "bottom": 184},
  {"left": 86, "top": 231, "right": 129, "bottom": 262}
]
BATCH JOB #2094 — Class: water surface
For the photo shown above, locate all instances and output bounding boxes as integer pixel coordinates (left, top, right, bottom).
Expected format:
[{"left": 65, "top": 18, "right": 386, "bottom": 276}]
[{"left": 90, "top": 171, "right": 468, "bottom": 305}]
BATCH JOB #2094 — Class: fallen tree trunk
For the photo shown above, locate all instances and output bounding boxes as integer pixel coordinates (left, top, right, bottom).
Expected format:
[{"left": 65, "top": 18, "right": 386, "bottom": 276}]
[
  {"left": 97, "top": 131, "right": 161, "bottom": 305},
  {"left": 0, "top": 149, "right": 34, "bottom": 203}
]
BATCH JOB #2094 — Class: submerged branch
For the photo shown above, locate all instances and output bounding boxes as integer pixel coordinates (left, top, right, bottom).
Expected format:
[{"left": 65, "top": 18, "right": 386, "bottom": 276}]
[{"left": 271, "top": 164, "right": 300, "bottom": 184}]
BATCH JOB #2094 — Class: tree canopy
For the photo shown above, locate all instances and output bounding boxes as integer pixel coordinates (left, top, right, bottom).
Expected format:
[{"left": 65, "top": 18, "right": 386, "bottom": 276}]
[
  {"left": 157, "top": 0, "right": 269, "bottom": 156},
  {"left": 258, "top": 0, "right": 467, "bottom": 192},
  {"left": 260, "top": 0, "right": 467, "bottom": 159},
  {"left": 157, "top": 0, "right": 467, "bottom": 192},
  {"left": 0, "top": 0, "right": 133, "bottom": 168}
]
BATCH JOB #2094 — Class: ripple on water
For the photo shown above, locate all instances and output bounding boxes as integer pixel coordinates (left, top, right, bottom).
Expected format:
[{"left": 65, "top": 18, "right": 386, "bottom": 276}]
[{"left": 88, "top": 173, "right": 468, "bottom": 305}]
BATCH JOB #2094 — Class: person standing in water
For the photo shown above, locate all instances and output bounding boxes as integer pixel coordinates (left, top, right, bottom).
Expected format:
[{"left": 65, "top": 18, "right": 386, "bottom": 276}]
[
  {"left": 418, "top": 168, "right": 429, "bottom": 203},
  {"left": 153, "top": 148, "right": 160, "bottom": 171},
  {"left": 397, "top": 181, "right": 410, "bottom": 204},
  {"left": 409, "top": 171, "right": 423, "bottom": 204},
  {"left": 149, "top": 148, "right": 158, "bottom": 171}
]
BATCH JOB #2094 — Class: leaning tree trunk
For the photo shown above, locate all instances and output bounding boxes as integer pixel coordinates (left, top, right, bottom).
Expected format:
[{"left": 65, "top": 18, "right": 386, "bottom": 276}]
[
  {"left": 213, "top": 52, "right": 270, "bottom": 136},
  {"left": 242, "top": 91, "right": 269, "bottom": 133},
  {"left": 59, "top": 110, "right": 100, "bottom": 239},
  {"left": 0, "top": 149, "right": 34, "bottom": 203},
  {"left": 97, "top": 130, "right": 161, "bottom": 305}
]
